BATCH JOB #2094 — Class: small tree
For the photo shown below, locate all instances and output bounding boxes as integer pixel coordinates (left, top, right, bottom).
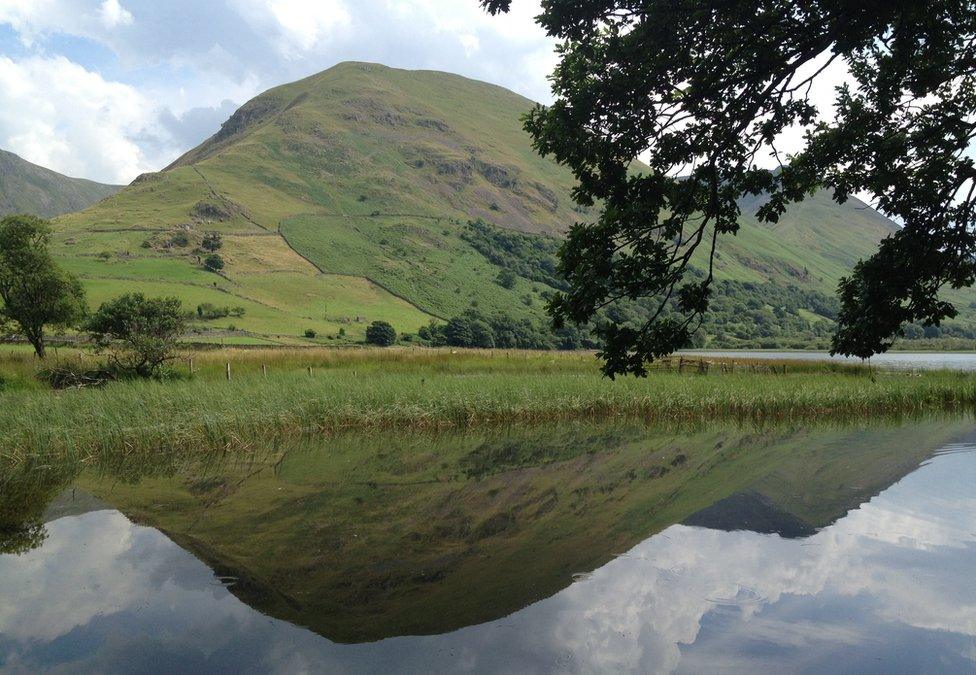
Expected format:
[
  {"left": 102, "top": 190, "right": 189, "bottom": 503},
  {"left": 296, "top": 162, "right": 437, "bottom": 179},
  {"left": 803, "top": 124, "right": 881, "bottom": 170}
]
[
  {"left": 304, "top": 328, "right": 317, "bottom": 338},
  {"left": 201, "top": 232, "right": 223, "bottom": 252},
  {"left": 495, "top": 268, "right": 517, "bottom": 289},
  {"left": 204, "top": 253, "right": 224, "bottom": 273},
  {"left": 444, "top": 317, "right": 473, "bottom": 347},
  {"left": 86, "top": 294, "right": 186, "bottom": 378},
  {"left": 469, "top": 320, "right": 495, "bottom": 348},
  {"left": 0, "top": 215, "right": 87, "bottom": 358},
  {"left": 365, "top": 320, "right": 397, "bottom": 346}
]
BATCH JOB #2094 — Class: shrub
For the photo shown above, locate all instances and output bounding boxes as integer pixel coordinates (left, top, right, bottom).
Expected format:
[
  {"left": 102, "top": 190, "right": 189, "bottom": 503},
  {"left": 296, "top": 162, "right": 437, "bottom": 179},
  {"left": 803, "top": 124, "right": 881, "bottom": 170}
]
[
  {"left": 496, "top": 268, "right": 517, "bottom": 289},
  {"left": 304, "top": 329, "right": 317, "bottom": 338},
  {"left": 204, "top": 254, "right": 224, "bottom": 272},
  {"left": 365, "top": 321, "right": 397, "bottom": 346},
  {"left": 444, "top": 317, "right": 473, "bottom": 347},
  {"left": 36, "top": 364, "right": 116, "bottom": 389},
  {"left": 201, "top": 232, "right": 222, "bottom": 252},
  {"left": 86, "top": 293, "right": 186, "bottom": 378}
]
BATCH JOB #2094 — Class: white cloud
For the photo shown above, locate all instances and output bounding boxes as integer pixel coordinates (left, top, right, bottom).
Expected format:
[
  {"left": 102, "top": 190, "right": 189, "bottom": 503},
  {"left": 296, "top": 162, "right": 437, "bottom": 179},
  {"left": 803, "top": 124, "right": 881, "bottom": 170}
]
[
  {"left": 230, "top": 0, "right": 354, "bottom": 58},
  {"left": 99, "top": 0, "right": 133, "bottom": 28},
  {"left": 459, "top": 33, "right": 480, "bottom": 57},
  {"left": 268, "top": 0, "right": 351, "bottom": 53},
  {"left": 0, "top": 0, "right": 128, "bottom": 44},
  {"left": 0, "top": 55, "right": 174, "bottom": 183}
]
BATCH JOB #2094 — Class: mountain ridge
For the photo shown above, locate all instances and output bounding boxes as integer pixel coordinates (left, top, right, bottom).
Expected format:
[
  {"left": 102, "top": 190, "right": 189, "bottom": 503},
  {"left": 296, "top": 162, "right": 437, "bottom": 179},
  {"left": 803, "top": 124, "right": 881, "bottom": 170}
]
[{"left": 0, "top": 149, "right": 119, "bottom": 219}]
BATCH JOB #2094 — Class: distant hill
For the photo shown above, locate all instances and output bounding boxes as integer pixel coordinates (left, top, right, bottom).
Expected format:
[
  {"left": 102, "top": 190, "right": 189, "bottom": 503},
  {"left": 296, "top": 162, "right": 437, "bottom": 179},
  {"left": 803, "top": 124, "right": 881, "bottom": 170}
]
[
  {"left": 0, "top": 150, "right": 119, "bottom": 218},
  {"left": 50, "top": 62, "right": 974, "bottom": 346}
]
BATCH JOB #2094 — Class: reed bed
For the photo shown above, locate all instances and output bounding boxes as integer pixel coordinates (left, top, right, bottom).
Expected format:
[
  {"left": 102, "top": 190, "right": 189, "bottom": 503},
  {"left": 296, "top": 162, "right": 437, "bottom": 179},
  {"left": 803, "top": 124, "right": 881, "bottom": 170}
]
[{"left": 1, "top": 346, "right": 974, "bottom": 464}]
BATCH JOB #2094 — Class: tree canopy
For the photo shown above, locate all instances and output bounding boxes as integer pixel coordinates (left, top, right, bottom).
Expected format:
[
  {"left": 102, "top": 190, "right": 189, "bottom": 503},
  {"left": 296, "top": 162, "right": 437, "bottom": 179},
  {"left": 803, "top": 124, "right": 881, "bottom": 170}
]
[
  {"left": 86, "top": 293, "right": 186, "bottom": 378},
  {"left": 365, "top": 320, "right": 397, "bottom": 347},
  {"left": 483, "top": 0, "right": 976, "bottom": 375},
  {"left": 0, "top": 215, "right": 87, "bottom": 358}
]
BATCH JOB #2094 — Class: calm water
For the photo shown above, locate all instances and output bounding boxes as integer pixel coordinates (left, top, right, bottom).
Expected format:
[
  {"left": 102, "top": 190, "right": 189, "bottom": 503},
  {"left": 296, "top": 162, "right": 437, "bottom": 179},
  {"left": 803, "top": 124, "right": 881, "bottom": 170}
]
[
  {"left": 2, "top": 420, "right": 976, "bottom": 673},
  {"left": 684, "top": 349, "right": 976, "bottom": 371}
]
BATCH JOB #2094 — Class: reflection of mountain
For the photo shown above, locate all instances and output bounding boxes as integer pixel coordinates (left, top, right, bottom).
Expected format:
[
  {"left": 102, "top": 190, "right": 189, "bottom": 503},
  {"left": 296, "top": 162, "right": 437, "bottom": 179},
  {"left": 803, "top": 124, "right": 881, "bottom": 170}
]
[
  {"left": 683, "top": 491, "right": 816, "bottom": 538},
  {"left": 72, "top": 419, "right": 971, "bottom": 644},
  {"left": 42, "top": 488, "right": 111, "bottom": 523}
]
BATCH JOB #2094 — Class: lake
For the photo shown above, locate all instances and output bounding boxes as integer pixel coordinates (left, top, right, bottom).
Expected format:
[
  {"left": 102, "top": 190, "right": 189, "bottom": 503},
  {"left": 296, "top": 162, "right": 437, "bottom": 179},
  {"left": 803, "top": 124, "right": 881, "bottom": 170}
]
[
  {"left": 683, "top": 350, "right": 976, "bottom": 371},
  {"left": 2, "top": 419, "right": 976, "bottom": 673}
]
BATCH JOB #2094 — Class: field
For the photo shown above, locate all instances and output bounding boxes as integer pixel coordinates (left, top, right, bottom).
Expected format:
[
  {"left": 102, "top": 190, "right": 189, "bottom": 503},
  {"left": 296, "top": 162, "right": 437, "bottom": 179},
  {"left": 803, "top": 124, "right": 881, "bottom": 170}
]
[{"left": 2, "top": 345, "right": 976, "bottom": 464}]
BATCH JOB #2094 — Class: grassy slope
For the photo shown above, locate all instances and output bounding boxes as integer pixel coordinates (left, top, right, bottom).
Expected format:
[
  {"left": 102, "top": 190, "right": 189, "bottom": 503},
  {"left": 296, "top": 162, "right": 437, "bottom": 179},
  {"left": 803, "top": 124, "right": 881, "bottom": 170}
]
[
  {"left": 52, "top": 61, "right": 968, "bottom": 341},
  {"left": 0, "top": 149, "right": 119, "bottom": 219}
]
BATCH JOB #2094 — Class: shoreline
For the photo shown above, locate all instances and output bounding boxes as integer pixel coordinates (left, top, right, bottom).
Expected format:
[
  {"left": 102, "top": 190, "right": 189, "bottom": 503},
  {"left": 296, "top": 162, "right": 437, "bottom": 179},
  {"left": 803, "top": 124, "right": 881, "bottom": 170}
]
[{"left": 2, "top": 348, "right": 976, "bottom": 462}]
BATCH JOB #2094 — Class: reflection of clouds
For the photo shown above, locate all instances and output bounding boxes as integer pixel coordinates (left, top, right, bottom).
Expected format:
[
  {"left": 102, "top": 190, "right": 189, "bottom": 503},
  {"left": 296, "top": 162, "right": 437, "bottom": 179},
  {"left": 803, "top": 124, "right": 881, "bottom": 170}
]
[
  {"left": 0, "top": 513, "right": 138, "bottom": 641},
  {"left": 516, "top": 451, "right": 976, "bottom": 673},
  {"left": 0, "top": 511, "right": 254, "bottom": 644},
  {"left": 0, "top": 451, "right": 974, "bottom": 673}
]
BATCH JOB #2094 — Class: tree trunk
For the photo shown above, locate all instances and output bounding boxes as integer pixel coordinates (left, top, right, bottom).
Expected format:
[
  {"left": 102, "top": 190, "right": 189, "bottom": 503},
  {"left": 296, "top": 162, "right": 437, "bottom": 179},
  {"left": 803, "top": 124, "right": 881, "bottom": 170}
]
[{"left": 28, "top": 330, "right": 46, "bottom": 359}]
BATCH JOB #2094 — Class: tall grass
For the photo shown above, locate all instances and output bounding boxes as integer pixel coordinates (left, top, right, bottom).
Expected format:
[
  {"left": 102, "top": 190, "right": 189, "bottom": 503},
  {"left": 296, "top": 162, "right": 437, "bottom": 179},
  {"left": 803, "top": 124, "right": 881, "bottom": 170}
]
[{"left": 1, "top": 345, "right": 974, "bottom": 464}]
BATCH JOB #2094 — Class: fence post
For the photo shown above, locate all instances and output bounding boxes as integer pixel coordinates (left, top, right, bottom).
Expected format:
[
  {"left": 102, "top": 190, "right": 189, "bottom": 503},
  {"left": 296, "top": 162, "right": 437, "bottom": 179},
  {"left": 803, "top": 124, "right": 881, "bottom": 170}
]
[
  {"left": 678, "top": 357, "right": 685, "bottom": 373},
  {"left": 308, "top": 365, "right": 312, "bottom": 376},
  {"left": 189, "top": 357, "right": 194, "bottom": 374},
  {"left": 262, "top": 364, "right": 267, "bottom": 378},
  {"left": 225, "top": 362, "right": 231, "bottom": 381}
]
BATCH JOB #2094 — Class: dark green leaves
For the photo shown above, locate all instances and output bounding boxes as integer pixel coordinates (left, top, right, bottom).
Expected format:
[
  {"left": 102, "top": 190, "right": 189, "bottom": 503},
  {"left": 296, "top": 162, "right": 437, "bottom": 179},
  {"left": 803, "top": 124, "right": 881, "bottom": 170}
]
[
  {"left": 485, "top": 0, "right": 976, "bottom": 375},
  {"left": 0, "top": 215, "right": 87, "bottom": 358},
  {"left": 86, "top": 293, "right": 185, "bottom": 377}
]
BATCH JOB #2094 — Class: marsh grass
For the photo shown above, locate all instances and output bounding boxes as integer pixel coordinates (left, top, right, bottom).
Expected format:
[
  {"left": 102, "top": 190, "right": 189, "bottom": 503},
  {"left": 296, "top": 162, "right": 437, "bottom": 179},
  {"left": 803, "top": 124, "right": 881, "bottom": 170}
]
[{"left": 1, "top": 345, "right": 974, "bottom": 464}]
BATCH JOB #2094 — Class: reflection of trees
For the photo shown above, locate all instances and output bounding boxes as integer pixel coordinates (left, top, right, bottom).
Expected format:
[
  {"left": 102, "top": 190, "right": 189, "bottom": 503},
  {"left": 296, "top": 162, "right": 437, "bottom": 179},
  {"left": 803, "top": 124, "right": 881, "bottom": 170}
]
[
  {"left": 0, "top": 523, "right": 47, "bottom": 556},
  {"left": 0, "top": 461, "right": 78, "bottom": 555},
  {"left": 0, "top": 439, "right": 260, "bottom": 557}
]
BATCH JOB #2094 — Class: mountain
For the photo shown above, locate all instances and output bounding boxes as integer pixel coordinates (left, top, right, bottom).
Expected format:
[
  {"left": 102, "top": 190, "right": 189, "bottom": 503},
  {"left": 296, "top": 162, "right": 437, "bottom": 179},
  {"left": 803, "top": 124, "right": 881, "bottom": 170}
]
[
  {"left": 49, "top": 61, "right": 972, "bottom": 346},
  {"left": 0, "top": 150, "right": 119, "bottom": 219}
]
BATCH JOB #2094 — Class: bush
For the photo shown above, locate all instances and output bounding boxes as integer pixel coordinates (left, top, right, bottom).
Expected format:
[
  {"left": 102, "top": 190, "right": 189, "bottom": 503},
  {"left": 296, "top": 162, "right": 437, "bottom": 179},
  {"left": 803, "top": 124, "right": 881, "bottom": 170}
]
[
  {"left": 201, "top": 232, "right": 223, "bottom": 252},
  {"left": 204, "top": 254, "right": 224, "bottom": 272},
  {"left": 365, "top": 321, "right": 397, "bottom": 346},
  {"left": 304, "top": 329, "right": 317, "bottom": 338},
  {"left": 495, "top": 268, "right": 517, "bottom": 289},
  {"left": 195, "top": 303, "right": 245, "bottom": 320},
  {"left": 36, "top": 364, "right": 116, "bottom": 389},
  {"left": 86, "top": 294, "right": 186, "bottom": 378}
]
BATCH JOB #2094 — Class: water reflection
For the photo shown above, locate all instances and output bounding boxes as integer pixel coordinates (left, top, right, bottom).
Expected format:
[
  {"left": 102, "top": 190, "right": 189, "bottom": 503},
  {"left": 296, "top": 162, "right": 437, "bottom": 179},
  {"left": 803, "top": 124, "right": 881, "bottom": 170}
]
[{"left": 1, "top": 419, "right": 975, "bottom": 673}]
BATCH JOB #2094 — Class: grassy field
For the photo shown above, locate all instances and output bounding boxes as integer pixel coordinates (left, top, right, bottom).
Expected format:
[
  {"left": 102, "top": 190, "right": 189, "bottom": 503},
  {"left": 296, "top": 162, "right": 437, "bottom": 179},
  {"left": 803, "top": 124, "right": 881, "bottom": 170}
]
[{"left": 2, "top": 346, "right": 975, "bottom": 463}]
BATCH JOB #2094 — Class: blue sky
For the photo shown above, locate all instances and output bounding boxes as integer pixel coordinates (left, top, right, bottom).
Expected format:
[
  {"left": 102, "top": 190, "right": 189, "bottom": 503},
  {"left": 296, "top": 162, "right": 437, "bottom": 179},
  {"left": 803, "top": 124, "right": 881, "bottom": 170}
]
[{"left": 0, "top": 0, "right": 556, "bottom": 184}]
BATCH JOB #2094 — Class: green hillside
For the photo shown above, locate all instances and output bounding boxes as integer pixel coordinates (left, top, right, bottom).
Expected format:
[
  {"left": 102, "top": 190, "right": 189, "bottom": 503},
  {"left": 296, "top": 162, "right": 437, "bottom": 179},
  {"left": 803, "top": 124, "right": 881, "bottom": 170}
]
[
  {"left": 0, "top": 149, "right": 119, "bottom": 218},
  {"left": 49, "top": 61, "right": 968, "bottom": 346}
]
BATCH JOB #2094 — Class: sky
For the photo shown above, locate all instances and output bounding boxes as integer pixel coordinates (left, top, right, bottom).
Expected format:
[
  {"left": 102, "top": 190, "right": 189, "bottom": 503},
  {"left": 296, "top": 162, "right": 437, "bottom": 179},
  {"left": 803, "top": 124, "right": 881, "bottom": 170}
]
[{"left": 0, "top": 0, "right": 557, "bottom": 184}]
